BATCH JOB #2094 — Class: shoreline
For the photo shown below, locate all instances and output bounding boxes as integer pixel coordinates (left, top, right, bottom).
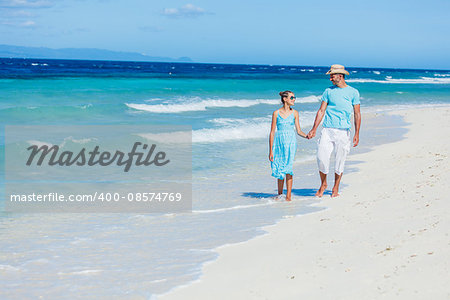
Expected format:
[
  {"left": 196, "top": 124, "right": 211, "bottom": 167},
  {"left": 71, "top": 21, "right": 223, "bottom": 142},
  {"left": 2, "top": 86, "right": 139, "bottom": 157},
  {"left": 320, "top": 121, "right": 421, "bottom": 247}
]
[{"left": 160, "top": 105, "right": 450, "bottom": 299}]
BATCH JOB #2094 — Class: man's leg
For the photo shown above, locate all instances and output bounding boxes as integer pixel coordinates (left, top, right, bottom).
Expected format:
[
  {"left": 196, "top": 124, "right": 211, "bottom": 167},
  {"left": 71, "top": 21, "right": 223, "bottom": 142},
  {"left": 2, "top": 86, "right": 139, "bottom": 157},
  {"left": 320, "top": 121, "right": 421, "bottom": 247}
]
[
  {"left": 286, "top": 174, "right": 293, "bottom": 201},
  {"left": 332, "top": 172, "right": 343, "bottom": 197},
  {"left": 332, "top": 129, "right": 351, "bottom": 197},
  {"left": 316, "top": 128, "right": 333, "bottom": 197},
  {"left": 316, "top": 171, "right": 328, "bottom": 197}
]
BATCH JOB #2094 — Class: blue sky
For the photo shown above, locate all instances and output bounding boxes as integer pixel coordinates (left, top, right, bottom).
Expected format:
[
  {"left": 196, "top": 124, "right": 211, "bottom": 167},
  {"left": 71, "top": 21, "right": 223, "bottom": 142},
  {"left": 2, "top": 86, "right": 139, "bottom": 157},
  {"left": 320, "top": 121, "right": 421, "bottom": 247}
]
[{"left": 0, "top": 0, "right": 449, "bottom": 69}]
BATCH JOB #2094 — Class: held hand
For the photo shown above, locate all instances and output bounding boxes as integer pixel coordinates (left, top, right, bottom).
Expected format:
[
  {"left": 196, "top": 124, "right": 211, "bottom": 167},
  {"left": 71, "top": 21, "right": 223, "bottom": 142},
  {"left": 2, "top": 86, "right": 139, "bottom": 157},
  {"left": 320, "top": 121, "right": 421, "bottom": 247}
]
[
  {"left": 307, "top": 130, "right": 316, "bottom": 139},
  {"left": 269, "top": 152, "right": 274, "bottom": 162},
  {"left": 353, "top": 135, "right": 359, "bottom": 147}
]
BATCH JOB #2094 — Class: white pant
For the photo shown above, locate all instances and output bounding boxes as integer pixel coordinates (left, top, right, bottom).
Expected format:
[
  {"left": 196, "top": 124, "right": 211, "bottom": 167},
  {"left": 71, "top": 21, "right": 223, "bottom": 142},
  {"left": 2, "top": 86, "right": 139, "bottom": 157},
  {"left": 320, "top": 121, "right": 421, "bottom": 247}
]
[{"left": 317, "top": 128, "right": 351, "bottom": 175}]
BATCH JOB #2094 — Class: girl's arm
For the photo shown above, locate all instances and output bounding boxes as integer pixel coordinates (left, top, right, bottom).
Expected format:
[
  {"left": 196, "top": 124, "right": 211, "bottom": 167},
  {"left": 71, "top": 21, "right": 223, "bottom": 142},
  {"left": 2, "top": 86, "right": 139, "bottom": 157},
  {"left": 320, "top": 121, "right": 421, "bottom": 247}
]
[
  {"left": 307, "top": 101, "right": 327, "bottom": 139},
  {"left": 269, "top": 111, "right": 277, "bottom": 161},
  {"left": 294, "top": 110, "right": 307, "bottom": 138}
]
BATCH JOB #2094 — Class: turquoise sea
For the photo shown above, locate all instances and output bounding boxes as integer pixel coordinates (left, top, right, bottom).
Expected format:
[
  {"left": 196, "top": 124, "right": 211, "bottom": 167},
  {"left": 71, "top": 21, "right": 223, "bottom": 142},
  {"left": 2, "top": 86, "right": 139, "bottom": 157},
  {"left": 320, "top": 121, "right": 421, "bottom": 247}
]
[{"left": 0, "top": 58, "right": 449, "bottom": 298}]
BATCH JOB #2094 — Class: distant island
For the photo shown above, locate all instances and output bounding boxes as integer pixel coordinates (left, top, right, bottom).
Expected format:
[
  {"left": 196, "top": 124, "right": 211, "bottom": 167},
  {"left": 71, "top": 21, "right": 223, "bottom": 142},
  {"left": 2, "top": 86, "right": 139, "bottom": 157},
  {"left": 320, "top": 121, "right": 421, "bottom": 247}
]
[{"left": 0, "top": 44, "right": 192, "bottom": 63}]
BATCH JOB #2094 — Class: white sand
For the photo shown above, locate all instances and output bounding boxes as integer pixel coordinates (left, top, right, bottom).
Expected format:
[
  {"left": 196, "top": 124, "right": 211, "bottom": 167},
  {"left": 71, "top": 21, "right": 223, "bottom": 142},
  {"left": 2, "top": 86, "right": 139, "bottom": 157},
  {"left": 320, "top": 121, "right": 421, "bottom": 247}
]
[{"left": 161, "top": 106, "right": 450, "bottom": 300}]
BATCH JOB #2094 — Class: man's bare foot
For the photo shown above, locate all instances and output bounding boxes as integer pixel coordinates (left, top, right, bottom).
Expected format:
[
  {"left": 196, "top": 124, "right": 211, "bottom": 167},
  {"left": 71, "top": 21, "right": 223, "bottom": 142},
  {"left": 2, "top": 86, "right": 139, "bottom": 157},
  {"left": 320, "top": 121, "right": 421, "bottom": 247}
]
[
  {"left": 315, "top": 184, "right": 327, "bottom": 197},
  {"left": 331, "top": 188, "right": 340, "bottom": 197}
]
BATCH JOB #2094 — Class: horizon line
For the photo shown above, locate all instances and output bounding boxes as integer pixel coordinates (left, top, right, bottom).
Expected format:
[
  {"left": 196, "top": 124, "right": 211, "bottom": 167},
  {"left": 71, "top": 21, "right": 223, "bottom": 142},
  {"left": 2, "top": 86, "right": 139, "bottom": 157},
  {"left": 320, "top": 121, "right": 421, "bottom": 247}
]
[{"left": 1, "top": 56, "right": 449, "bottom": 72}]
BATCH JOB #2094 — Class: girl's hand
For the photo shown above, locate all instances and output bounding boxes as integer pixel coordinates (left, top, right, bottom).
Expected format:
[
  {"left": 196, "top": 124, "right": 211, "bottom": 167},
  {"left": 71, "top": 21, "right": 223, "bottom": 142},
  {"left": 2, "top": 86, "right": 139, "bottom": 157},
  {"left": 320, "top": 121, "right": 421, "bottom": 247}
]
[
  {"left": 269, "top": 152, "right": 274, "bottom": 162},
  {"left": 298, "top": 131, "right": 307, "bottom": 138}
]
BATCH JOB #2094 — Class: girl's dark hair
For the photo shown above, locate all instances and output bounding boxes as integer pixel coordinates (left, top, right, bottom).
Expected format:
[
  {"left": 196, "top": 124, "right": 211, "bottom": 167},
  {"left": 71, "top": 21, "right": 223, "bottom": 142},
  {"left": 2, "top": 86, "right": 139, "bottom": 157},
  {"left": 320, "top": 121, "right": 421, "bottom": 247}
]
[{"left": 279, "top": 90, "right": 293, "bottom": 104}]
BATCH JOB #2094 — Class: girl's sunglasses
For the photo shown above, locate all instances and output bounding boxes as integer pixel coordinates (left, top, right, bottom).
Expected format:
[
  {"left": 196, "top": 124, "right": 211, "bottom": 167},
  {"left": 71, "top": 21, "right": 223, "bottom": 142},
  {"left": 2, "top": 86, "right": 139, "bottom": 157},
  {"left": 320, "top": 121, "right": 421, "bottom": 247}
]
[{"left": 290, "top": 96, "right": 296, "bottom": 100}]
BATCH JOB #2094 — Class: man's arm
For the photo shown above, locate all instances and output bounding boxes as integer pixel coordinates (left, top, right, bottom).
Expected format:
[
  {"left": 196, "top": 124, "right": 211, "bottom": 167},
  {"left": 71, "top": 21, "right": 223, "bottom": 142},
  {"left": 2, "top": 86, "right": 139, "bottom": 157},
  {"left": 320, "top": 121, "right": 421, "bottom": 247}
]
[
  {"left": 307, "top": 101, "right": 328, "bottom": 139},
  {"left": 353, "top": 104, "right": 361, "bottom": 147}
]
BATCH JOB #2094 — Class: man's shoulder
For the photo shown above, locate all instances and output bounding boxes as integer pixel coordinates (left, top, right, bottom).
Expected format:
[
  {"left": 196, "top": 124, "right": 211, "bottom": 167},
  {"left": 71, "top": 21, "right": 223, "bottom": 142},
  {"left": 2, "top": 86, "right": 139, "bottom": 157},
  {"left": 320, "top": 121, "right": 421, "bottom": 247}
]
[{"left": 345, "top": 85, "right": 359, "bottom": 94}]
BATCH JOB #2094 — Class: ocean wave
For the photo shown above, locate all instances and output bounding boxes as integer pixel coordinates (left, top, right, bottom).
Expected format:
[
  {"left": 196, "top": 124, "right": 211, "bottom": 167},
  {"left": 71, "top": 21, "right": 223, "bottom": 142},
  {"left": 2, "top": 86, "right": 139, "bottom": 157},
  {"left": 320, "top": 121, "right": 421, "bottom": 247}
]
[
  {"left": 126, "top": 96, "right": 320, "bottom": 113},
  {"left": 137, "top": 113, "right": 316, "bottom": 144},
  {"left": 26, "top": 137, "right": 97, "bottom": 148},
  {"left": 197, "top": 113, "right": 315, "bottom": 143},
  {"left": 126, "top": 99, "right": 276, "bottom": 113},
  {"left": 363, "top": 103, "right": 450, "bottom": 114},
  {"left": 137, "top": 131, "right": 192, "bottom": 144},
  {"left": 192, "top": 201, "right": 276, "bottom": 214},
  {"left": 192, "top": 122, "right": 269, "bottom": 143},
  {"left": 347, "top": 77, "right": 450, "bottom": 84},
  {"left": 98, "top": 123, "right": 267, "bottom": 144},
  {"left": 209, "top": 116, "right": 270, "bottom": 126}
]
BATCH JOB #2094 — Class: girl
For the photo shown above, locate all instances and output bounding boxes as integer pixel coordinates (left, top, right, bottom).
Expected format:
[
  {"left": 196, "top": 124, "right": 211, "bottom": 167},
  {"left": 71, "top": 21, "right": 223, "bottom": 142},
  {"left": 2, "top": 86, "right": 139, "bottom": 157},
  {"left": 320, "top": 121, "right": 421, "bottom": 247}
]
[{"left": 269, "top": 91, "right": 307, "bottom": 201}]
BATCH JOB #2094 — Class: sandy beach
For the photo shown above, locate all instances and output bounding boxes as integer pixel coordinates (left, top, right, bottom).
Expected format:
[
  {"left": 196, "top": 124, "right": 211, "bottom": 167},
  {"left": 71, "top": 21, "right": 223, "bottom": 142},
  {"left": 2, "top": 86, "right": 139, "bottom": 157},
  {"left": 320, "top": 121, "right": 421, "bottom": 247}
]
[{"left": 161, "top": 106, "right": 450, "bottom": 300}]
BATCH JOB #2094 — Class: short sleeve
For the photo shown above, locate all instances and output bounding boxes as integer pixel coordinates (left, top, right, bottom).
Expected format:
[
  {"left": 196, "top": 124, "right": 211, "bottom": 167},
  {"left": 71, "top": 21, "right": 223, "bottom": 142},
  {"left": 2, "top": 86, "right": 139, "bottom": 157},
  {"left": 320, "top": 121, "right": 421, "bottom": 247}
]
[
  {"left": 352, "top": 89, "right": 360, "bottom": 105},
  {"left": 321, "top": 89, "right": 329, "bottom": 103}
]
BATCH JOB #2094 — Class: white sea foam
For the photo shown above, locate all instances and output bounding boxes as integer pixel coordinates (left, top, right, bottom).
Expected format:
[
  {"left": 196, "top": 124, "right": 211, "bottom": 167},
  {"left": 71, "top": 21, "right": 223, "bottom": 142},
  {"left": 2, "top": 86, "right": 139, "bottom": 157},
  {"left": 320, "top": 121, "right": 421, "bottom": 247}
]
[
  {"left": 298, "top": 95, "right": 321, "bottom": 103},
  {"left": 61, "top": 136, "right": 97, "bottom": 146},
  {"left": 347, "top": 77, "right": 450, "bottom": 84},
  {"left": 80, "top": 103, "right": 93, "bottom": 109},
  {"left": 192, "top": 201, "right": 276, "bottom": 214},
  {"left": 434, "top": 73, "right": 450, "bottom": 77},
  {"left": 58, "top": 269, "right": 103, "bottom": 276},
  {"left": 27, "top": 137, "right": 97, "bottom": 148},
  {"left": 209, "top": 116, "right": 270, "bottom": 126},
  {"left": 126, "top": 96, "right": 321, "bottom": 113},
  {"left": 137, "top": 131, "right": 192, "bottom": 144},
  {"left": 363, "top": 103, "right": 450, "bottom": 114},
  {"left": 126, "top": 99, "right": 276, "bottom": 113},
  {"left": 0, "top": 264, "right": 20, "bottom": 272},
  {"left": 372, "top": 71, "right": 381, "bottom": 75},
  {"left": 192, "top": 123, "right": 269, "bottom": 143},
  {"left": 136, "top": 110, "right": 316, "bottom": 144},
  {"left": 192, "top": 113, "right": 315, "bottom": 143},
  {"left": 26, "top": 140, "right": 53, "bottom": 148}
]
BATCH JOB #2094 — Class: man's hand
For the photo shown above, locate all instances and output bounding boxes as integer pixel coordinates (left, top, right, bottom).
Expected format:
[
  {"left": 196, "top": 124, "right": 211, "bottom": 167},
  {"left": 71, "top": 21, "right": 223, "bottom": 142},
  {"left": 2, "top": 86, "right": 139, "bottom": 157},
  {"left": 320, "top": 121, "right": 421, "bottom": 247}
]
[
  {"left": 353, "top": 134, "right": 359, "bottom": 147},
  {"left": 307, "top": 129, "right": 316, "bottom": 139}
]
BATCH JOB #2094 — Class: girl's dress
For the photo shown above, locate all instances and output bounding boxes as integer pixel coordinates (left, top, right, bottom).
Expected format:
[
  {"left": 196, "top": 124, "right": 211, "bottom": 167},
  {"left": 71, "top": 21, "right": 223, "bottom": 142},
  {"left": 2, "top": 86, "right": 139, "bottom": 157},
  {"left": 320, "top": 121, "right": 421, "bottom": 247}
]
[{"left": 271, "top": 111, "right": 297, "bottom": 180}]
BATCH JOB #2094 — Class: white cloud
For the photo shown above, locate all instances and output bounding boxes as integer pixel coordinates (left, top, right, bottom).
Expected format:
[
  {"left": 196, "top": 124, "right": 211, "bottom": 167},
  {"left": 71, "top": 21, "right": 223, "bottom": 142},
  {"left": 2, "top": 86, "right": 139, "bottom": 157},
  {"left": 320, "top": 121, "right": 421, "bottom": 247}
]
[
  {"left": 163, "top": 4, "right": 208, "bottom": 18},
  {"left": 1, "top": 19, "right": 36, "bottom": 27},
  {"left": 0, "top": 0, "right": 52, "bottom": 9},
  {"left": 19, "top": 20, "right": 36, "bottom": 27},
  {"left": 139, "top": 25, "right": 163, "bottom": 33},
  {"left": 7, "top": 9, "right": 34, "bottom": 16}
]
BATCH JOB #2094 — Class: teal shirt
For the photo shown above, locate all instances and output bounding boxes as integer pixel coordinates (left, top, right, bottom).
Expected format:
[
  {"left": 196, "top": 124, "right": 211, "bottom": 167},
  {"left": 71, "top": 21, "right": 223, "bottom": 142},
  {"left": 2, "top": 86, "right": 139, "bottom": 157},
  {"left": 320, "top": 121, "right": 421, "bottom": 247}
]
[{"left": 322, "top": 85, "right": 360, "bottom": 129}]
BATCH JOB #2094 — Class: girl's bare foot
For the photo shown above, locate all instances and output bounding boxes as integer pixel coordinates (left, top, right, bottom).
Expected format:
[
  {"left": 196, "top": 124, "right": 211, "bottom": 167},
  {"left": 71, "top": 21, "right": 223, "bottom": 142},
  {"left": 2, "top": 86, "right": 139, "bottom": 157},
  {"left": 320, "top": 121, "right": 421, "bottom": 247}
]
[
  {"left": 273, "top": 194, "right": 283, "bottom": 200},
  {"left": 286, "top": 196, "right": 292, "bottom": 201},
  {"left": 315, "top": 184, "right": 327, "bottom": 197}
]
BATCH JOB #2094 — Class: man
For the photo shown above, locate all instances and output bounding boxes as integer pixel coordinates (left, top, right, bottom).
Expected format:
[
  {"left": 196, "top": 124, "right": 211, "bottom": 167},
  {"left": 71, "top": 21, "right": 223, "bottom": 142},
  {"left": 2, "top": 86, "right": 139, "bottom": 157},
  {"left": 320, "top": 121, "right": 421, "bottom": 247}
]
[{"left": 307, "top": 64, "right": 361, "bottom": 197}]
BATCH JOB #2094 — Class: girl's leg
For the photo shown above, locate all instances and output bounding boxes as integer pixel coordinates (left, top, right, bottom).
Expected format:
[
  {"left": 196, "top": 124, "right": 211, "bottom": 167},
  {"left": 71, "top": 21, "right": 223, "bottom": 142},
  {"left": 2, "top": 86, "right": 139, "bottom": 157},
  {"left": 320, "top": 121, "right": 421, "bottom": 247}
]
[
  {"left": 277, "top": 179, "right": 284, "bottom": 195},
  {"left": 285, "top": 174, "right": 293, "bottom": 201}
]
